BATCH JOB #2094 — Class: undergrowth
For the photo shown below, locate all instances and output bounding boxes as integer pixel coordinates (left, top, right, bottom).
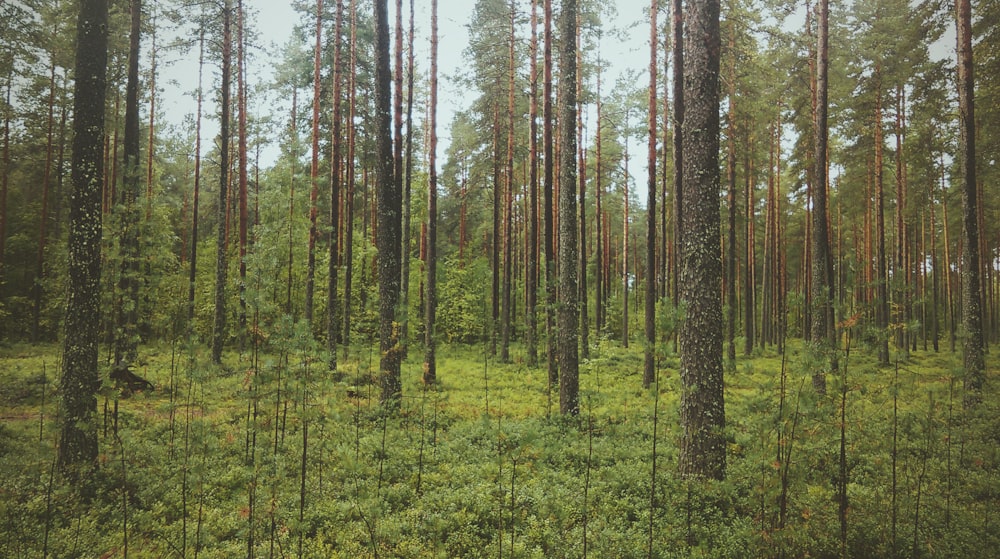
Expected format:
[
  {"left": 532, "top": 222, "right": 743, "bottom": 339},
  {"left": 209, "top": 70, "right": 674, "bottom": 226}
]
[{"left": 0, "top": 337, "right": 996, "bottom": 558}]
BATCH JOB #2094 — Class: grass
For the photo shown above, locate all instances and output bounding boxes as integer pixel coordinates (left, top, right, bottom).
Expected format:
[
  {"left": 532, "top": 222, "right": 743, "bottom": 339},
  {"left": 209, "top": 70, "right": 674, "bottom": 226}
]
[{"left": 0, "top": 334, "right": 997, "bottom": 558}]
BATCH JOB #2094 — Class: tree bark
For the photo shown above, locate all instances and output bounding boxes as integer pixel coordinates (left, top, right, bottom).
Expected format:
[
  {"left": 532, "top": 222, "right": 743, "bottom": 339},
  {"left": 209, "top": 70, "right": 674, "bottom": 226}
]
[
  {"left": 558, "top": 0, "right": 580, "bottom": 416},
  {"left": 424, "top": 0, "right": 439, "bottom": 385},
  {"left": 644, "top": 0, "right": 658, "bottom": 389},
  {"left": 543, "top": 0, "right": 557, "bottom": 387},
  {"left": 59, "top": 0, "right": 108, "bottom": 479},
  {"left": 328, "top": 0, "right": 345, "bottom": 372},
  {"left": 678, "top": 0, "right": 725, "bottom": 480},
  {"left": 211, "top": 0, "right": 233, "bottom": 364},
  {"left": 374, "top": 0, "right": 402, "bottom": 409},
  {"left": 526, "top": 0, "right": 540, "bottom": 367},
  {"left": 810, "top": 0, "right": 834, "bottom": 393},
  {"left": 188, "top": 28, "right": 205, "bottom": 325},
  {"left": 304, "top": 0, "right": 323, "bottom": 326},
  {"left": 957, "top": 0, "right": 984, "bottom": 406},
  {"left": 501, "top": 0, "right": 515, "bottom": 364}
]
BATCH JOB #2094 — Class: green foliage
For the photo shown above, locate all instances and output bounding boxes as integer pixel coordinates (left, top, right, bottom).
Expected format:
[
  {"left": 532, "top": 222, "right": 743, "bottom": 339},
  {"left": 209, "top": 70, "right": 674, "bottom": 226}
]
[
  {"left": 1, "top": 339, "right": 996, "bottom": 557},
  {"left": 436, "top": 257, "right": 489, "bottom": 344}
]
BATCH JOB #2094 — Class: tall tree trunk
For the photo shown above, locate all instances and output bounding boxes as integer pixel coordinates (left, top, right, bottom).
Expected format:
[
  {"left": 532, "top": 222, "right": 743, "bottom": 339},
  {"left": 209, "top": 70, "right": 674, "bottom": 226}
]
[
  {"left": 670, "top": 0, "right": 684, "bottom": 308},
  {"left": 424, "top": 0, "right": 439, "bottom": 385},
  {"left": 33, "top": 54, "right": 58, "bottom": 342},
  {"left": 577, "top": 13, "right": 589, "bottom": 361},
  {"left": 287, "top": 87, "right": 298, "bottom": 314},
  {"left": 188, "top": 28, "right": 205, "bottom": 325},
  {"left": 543, "top": 0, "right": 557, "bottom": 387},
  {"left": 115, "top": 0, "right": 142, "bottom": 365},
  {"left": 501, "top": 0, "right": 516, "bottom": 363},
  {"left": 342, "top": 0, "right": 358, "bottom": 354},
  {"left": 644, "top": 0, "right": 658, "bottom": 389},
  {"left": 0, "top": 74, "right": 10, "bottom": 304},
  {"left": 526, "top": 0, "right": 540, "bottom": 366},
  {"left": 394, "top": 0, "right": 408, "bottom": 356},
  {"left": 328, "top": 0, "right": 345, "bottom": 372},
  {"left": 956, "top": 0, "right": 983, "bottom": 406},
  {"left": 874, "top": 65, "right": 889, "bottom": 365},
  {"left": 304, "top": 0, "right": 323, "bottom": 326},
  {"left": 725, "top": 24, "right": 737, "bottom": 364},
  {"left": 374, "top": 0, "right": 402, "bottom": 409},
  {"left": 678, "top": 0, "right": 724, "bottom": 480},
  {"left": 211, "top": 0, "right": 233, "bottom": 364},
  {"left": 595, "top": 58, "right": 604, "bottom": 335},
  {"left": 236, "top": 0, "right": 249, "bottom": 332},
  {"left": 492, "top": 107, "right": 501, "bottom": 357},
  {"left": 60, "top": 0, "right": 108, "bottom": 479},
  {"left": 558, "top": 0, "right": 580, "bottom": 416},
  {"left": 622, "top": 122, "right": 630, "bottom": 349},
  {"left": 400, "top": 0, "right": 415, "bottom": 361},
  {"left": 894, "top": 85, "right": 907, "bottom": 354},
  {"left": 810, "top": 0, "right": 834, "bottom": 392},
  {"left": 743, "top": 127, "right": 755, "bottom": 355}
]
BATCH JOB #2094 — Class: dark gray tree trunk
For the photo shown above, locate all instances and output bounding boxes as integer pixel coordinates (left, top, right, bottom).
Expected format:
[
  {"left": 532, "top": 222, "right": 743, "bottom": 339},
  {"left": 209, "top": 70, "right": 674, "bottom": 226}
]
[
  {"left": 678, "top": 0, "right": 725, "bottom": 480},
  {"left": 644, "top": 0, "right": 658, "bottom": 389},
  {"left": 558, "top": 0, "right": 580, "bottom": 415},
  {"left": 374, "top": 0, "right": 402, "bottom": 409},
  {"left": 957, "top": 0, "right": 984, "bottom": 406},
  {"left": 810, "top": 0, "right": 834, "bottom": 393},
  {"left": 543, "top": 0, "right": 557, "bottom": 388},
  {"left": 59, "top": 0, "right": 108, "bottom": 479},
  {"left": 526, "top": 0, "right": 539, "bottom": 367},
  {"left": 115, "top": 0, "right": 142, "bottom": 365},
  {"left": 328, "top": 0, "right": 345, "bottom": 373},
  {"left": 424, "top": 0, "right": 438, "bottom": 385},
  {"left": 211, "top": 0, "right": 233, "bottom": 364}
]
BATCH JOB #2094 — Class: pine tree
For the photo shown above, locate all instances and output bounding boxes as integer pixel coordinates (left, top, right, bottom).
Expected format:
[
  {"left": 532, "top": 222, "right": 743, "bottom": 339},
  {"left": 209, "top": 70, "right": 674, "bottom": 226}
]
[
  {"left": 59, "top": 0, "right": 109, "bottom": 480},
  {"left": 678, "top": 0, "right": 725, "bottom": 480},
  {"left": 558, "top": 0, "right": 580, "bottom": 416}
]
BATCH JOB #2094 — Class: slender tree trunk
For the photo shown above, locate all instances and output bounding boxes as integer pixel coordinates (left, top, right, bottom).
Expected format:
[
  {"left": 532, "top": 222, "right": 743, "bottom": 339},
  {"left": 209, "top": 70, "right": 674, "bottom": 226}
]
[
  {"left": 622, "top": 123, "right": 630, "bottom": 349},
  {"left": 956, "top": 0, "right": 984, "bottom": 405},
  {"left": 558, "top": 0, "right": 580, "bottom": 416},
  {"left": 526, "top": 0, "right": 540, "bottom": 366},
  {"left": 329, "top": 0, "right": 345, "bottom": 372},
  {"left": 743, "top": 128, "right": 755, "bottom": 355},
  {"left": 874, "top": 65, "right": 889, "bottom": 365},
  {"left": 0, "top": 74, "right": 10, "bottom": 302},
  {"left": 501, "top": 0, "right": 516, "bottom": 363},
  {"left": 60, "top": 0, "right": 108, "bottom": 479},
  {"left": 595, "top": 56, "right": 604, "bottom": 335},
  {"left": 543, "top": 0, "right": 557, "bottom": 387},
  {"left": 644, "top": 0, "right": 658, "bottom": 389},
  {"left": 115, "top": 0, "right": 142, "bottom": 365},
  {"left": 725, "top": 25, "right": 737, "bottom": 364},
  {"left": 304, "top": 0, "right": 323, "bottom": 326},
  {"left": 810, "top": 0, "right": 833, "bottom": 392},
  {"left": 930, "top": 181, "right": 940, "bottom": 351},
  {"left": 400, "top": 0, "right": 415, "bottom": 360},
  {"left": 670, "top": 0, "right": 683, "bottom": 309},
  {"left": 342, "top": 0, "right": 358, "bottom": 354},
  {"left": 188, "top": 29, "right": 205, "bottom": 325},
  {"left": 374, "top": 0, "right": 402, "bottom": 408},
  {"left": 577, "top": 13, "right": 589, "bottom": 361},
  {"left": 211, "top": 0, "right": 233, "bottom": 364},
  {"left": 236, "top": 0, "right": 249, "bottom": 333},
  {"left": 394, "top": 0, "right": 408, "bottom": 356},
  {"left": 678, "top": 0, "right": 724, "bottom": 479},
  {"left": 492, "top": 107, "right": 501, "bottom": 357},
  {"left": 424, "top": 0, "right": 439, "bottom": 385},
  {"left": 33, "top": 55, "right": 58, "bottom": 342}
]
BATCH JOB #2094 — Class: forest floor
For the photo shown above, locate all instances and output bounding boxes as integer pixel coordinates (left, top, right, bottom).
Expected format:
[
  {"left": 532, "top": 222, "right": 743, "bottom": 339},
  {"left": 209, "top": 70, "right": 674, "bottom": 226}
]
[{"left": 0, "top": 336, "right": 997, "bottom": 558}]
